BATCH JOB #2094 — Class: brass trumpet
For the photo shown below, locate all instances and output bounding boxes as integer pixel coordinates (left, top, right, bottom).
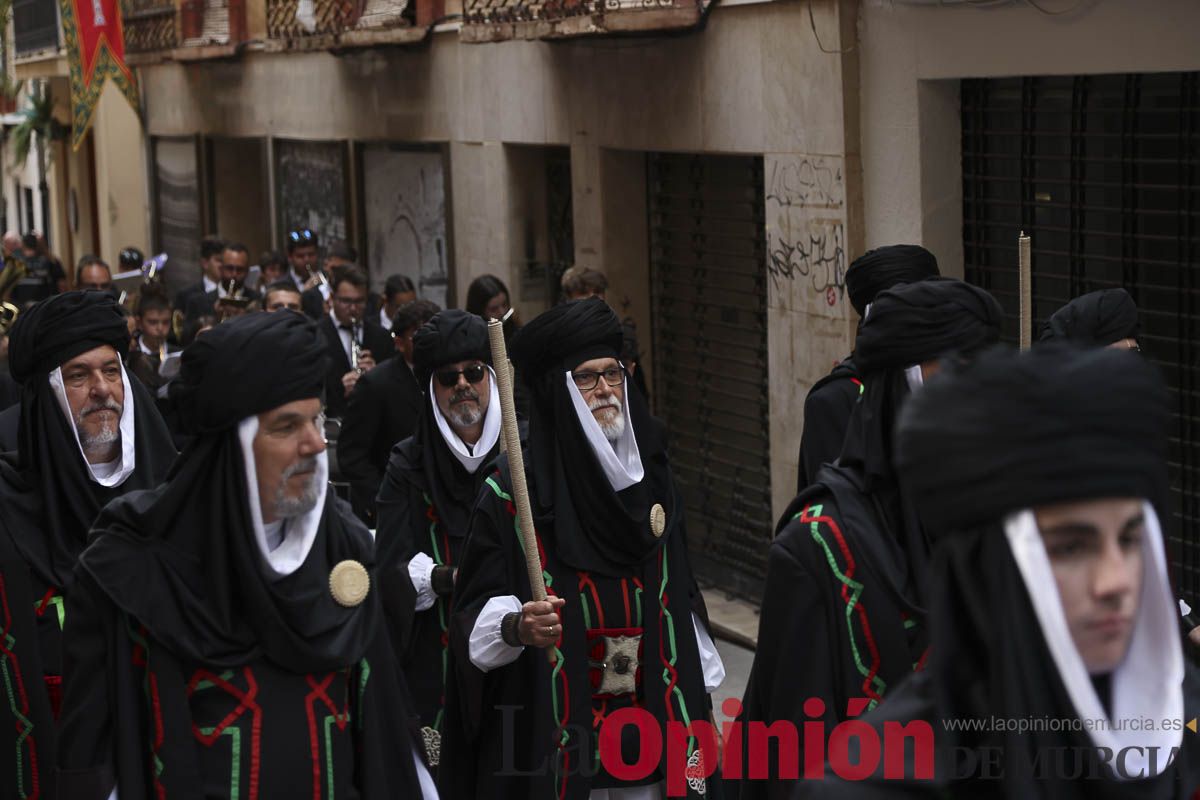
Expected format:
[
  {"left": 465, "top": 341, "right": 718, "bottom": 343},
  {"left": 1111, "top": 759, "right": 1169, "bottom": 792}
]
[{"left": 0, "top": 301, "right": 18, "bottom": 336}]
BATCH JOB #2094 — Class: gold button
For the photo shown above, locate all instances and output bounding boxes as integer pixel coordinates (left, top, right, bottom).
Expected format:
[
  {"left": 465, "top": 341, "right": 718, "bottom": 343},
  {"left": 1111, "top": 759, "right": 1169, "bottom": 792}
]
[
  {"left": 650, "top": 503, "right": 666, "bottom": 538},
  {"left": 329, "top": 560, "right": 371, "bottom": 607}
]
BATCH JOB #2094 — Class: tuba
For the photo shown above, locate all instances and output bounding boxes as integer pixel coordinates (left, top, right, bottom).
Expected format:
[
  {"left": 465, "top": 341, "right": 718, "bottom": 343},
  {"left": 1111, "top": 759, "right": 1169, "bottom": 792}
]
[{"left": 0, "top": 253, "right": 27, "bottom": 301}]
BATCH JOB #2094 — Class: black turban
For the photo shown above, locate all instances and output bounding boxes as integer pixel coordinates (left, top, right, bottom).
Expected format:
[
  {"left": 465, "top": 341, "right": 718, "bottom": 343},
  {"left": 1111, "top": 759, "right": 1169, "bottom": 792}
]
[
  {"left": 845, "top": 244, "right": 940, "bottom": 316},
  {"left": 509, "top": 298, "right": 623, "bottom": 388},
  {"left": 1037, "top": 287, "right": 1139, "bottom": 347},
  {"left": 7, "top": 290, "right": 130, "bottom": 384},
  {"left": 895, "top": 344, "right": 1168, "bottom": 536},
  {"left": 411, "top": 309, "right": 492, "bottom": 386},
  {"left": 172, "top": 311, "right": 329, "bottom": 434},
  {"left": 854, "top": 277, "right": 1002, "bottom": 374}
]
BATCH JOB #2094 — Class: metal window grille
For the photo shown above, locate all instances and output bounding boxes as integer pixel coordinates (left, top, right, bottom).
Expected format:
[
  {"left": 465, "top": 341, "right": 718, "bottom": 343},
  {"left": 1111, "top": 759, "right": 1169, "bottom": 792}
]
[
  {"left": 648, "top": 152, "right": 771, "bottom": 602},
  {"left": 13, "top": 0, "right": 59, "bottom": 55},
  {"left": 962, "top": 73, "right": 1200, "bottom": 601}
]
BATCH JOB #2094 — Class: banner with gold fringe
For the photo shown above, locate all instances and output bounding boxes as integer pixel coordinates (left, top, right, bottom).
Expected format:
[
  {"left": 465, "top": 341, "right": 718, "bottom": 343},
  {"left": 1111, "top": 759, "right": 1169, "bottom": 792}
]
[{"left": 57, "top": 0, "right": 140, "bottom": 150}]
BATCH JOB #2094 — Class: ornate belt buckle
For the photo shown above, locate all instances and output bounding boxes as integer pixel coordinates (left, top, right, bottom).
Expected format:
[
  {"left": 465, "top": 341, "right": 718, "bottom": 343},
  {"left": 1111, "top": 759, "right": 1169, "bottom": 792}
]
[{"left": 587, "top": 627, "right": 644, "bottom": 698}]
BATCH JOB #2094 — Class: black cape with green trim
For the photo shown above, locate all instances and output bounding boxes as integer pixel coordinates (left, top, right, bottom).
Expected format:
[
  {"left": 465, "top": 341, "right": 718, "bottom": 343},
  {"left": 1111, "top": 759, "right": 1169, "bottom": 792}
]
[
  {"left": 437, "top": 454, "right": 720, "bottom": 800},
  {"left": 732, "top": 461, "right": 927, "bottom": 800},
  {"left": 374, "top": 397, "right": 501, "bottom": 750}
]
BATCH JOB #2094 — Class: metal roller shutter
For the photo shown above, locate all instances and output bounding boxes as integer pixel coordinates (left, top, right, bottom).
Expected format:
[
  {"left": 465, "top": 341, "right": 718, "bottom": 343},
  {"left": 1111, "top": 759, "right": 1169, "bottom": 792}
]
[
  {"left": 648, "top": 152, "right": 770, "bottom": 601},
  {"left": 962, "top": 73, "right": 1200, "bottom": 600}
]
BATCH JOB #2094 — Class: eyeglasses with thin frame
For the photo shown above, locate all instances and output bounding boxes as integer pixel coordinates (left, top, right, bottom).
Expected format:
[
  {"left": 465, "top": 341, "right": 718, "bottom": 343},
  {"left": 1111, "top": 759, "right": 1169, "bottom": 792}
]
[
  {"left": 435, "top": 363, "right": 488, "bottom": 388},
  {"left": 571, "top": 365, "right": 625, "bottom": 392}
]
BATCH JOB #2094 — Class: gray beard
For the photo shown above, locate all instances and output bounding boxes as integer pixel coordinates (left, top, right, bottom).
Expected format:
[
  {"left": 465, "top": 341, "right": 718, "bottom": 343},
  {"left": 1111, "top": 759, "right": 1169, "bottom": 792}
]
[
  {"left": 448, "top": 401, "right": 483, "bottom": 429},
  {"left": 272, "top": 458, "right": 321, "bottom": 519},
  {"left": 589, "top": 397, "right": 625, "bottom": 443},
  {"left": 76, "top": 402, "right": 122, "bottom": 459}
]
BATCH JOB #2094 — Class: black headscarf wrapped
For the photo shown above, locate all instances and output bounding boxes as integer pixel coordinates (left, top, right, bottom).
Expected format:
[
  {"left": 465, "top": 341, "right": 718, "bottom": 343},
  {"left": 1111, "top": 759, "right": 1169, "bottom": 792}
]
[
  {"left": 171, "top": 310, "right": 328, "bottom": 434},
  {"left": 80, "top": 311, "right": 381, "bottom": 671},
  {"left": 406, "top": 310, "right": 498, "bottom": 534},
  {"left": 6, "top": 290, "right": 130, "bottom": 385},
  {"left": 0, "top": 291, "right": 175, "bottom": 589},
  {"left": 896, "top": 344, "right": 1168, "bottom": 537},
  {"left": 412, "top": 308, "right": 492, "bottom": 387},
  {"left": 833, "top": 345, "right": 1200, "bottom": 800},
  {"left": 1037, "top": 287, "right": 1140, "bottom": 348},
  {"left": 844, "top": 244, "right": 941, "bottom": 317},
  {"left": 509, "top": 298, "right": 670, "bottom": 576},
  {"left": 822, "top": 278, "right": 1002, "bottom": 608}
]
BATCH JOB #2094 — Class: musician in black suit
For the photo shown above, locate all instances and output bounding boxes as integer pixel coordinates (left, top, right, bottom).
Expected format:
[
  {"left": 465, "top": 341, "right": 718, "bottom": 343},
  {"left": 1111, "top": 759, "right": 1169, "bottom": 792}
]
[
  {"left": 183, "top": 242, "right": 261, "bottom": 320},
  {"left": 319, "top": 264, "right": 393, "bottom": 420},
  {"left": 172, "top": 235, "right": 226, "bottom": 322},
  {"left": 338, "top": 299, "right": 439, "bottom": 525}
]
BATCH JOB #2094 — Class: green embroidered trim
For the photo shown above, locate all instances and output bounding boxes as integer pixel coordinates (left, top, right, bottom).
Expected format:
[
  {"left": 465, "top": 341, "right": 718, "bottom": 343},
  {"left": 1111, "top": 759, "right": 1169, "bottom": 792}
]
[
  {"left": 800, "top": 504, "right": 886, "bottom": 707},
  {"left": 196, "top": 726, "right": 241, "bottom": 800},
  {"left": 1, "top": 631, "right": 34, "bottom": 797}
]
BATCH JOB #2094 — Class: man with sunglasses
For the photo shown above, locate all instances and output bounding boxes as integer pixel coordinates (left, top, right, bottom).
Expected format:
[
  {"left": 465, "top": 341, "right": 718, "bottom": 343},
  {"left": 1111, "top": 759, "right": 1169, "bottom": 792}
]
[
  {"left": 319, "top": 264, "right": 393, "bottom": 419},
  {"left": 440, "top": 298, "right": 725, "bottom": 799},
  {"left": 375, "top": 309, "right": 500, "bottom": 768},
  {"left": 339, "top": 299, "right": 439, "bottom": 524}
]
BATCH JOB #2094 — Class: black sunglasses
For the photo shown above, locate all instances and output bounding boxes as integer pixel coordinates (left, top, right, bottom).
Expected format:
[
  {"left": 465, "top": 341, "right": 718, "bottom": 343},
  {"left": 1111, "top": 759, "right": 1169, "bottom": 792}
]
[
  {"left": 288, "top": 229, "right": 316, "bottom": 243},
  {"left": 435, "top": 363, "right": 487, "bottom": 387}
]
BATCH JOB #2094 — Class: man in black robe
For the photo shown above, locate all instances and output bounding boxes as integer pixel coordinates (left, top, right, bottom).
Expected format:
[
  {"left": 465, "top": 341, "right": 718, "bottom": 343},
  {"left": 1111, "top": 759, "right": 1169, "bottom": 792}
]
[
  {"left": 54, "top": 311, "right": 435, "bottom": 799},
  {"left": 339, "top": 299, "right": 439, "bottom": 524},
  {"left": 799, "top": 345, "right": 1200, "bottom": 799},
  {"left": 439, "top": 298, "right": 725, "bottom": 799},
  {"left": 737, "top": 278, "right": 1001, "bottom": 800},
  {"left": 794, "top": 245, "right": 939, "bottom": 494},
  {"left": 1038, "top": 287, "right": 1140, "bottom": 350},
  {"left": 375, "top": 308, "right": 501, "bottom": 767},
  {"left": 0, "top": 291, "right": 176, "bottom": 800}
]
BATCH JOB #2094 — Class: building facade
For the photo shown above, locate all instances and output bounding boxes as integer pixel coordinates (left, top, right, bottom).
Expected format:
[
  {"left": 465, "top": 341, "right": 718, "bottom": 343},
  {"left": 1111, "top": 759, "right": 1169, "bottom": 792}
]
[{"left": 10, "top": 0, "right": 1200, "bottom": 601}]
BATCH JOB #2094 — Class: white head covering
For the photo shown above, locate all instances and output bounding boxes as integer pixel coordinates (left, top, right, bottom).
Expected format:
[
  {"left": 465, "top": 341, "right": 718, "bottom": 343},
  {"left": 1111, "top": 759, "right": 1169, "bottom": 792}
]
[
  {"left": 565, "top": 371, "right": 644, "bottom": 492},
  {"left": 48, "top": 362, "right": 138, "bottom": 487},
  {"left": 429, "top": 365, "right": 502, "bottom": 474},
  {"left": 1004, "top": 502, "right": 1182, "bottom": 778},
  {"left": 237, "top": 415, "right": 328, "bottom": 579}
]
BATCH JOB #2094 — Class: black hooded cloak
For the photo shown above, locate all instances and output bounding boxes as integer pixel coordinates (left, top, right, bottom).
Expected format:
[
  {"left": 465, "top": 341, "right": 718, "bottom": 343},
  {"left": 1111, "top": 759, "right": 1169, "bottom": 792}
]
[
  {"left": 54, "top": 311, "right": 427, "bottom": 800},
  {"left": 737, "top": 279, "right": 1001, "bottom": 800},
  {"left": 375, "top": 309, "right": 499, "bottom": 756},
  {"left": 0, "top": 291, "right": 175, "bottom": 800},
  {"left": 439, "top": 299, "right": 720, "bottom": 799},
  {"left": 1037, "top": 288, "right": 1139, "bottom": 347},
  {"left": 794, "top": 245, "right": 940, "bottom": 495},
  {"left": 797, "top": 345, "right": 1200, "bottom": 800}
]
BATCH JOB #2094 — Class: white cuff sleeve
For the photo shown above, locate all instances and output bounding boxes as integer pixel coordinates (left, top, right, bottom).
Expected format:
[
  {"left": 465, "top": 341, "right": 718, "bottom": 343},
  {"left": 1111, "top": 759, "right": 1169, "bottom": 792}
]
[
  {"left": 408, "top": 552, "right": 437, "bottom": 612},
  {"left": 692, "top": 612, "right": 725, "bottom": 694},
  {"left": 468, "top": 595, "right": 524, "bottom": 672}
]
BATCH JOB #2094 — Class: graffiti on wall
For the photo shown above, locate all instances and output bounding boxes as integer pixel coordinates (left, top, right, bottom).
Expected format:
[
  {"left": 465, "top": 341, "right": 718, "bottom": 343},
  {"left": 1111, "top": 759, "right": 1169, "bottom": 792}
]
[{"left": 765, "top": 154, "right": 848, "bottom": 316}]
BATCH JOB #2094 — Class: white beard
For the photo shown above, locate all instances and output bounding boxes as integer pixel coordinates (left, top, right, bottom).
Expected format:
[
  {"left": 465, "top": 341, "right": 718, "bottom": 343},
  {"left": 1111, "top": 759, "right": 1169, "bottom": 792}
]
[
  {"left": 589, "top": 396, "right": 625, "bottom": 443},
  {"left": 273, "top": 457, "right": 321, "bottom": 519}
]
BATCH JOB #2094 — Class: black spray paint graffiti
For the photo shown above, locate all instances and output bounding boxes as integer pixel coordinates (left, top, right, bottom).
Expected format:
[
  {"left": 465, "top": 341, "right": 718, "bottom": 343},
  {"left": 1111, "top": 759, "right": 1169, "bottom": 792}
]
[
  {"left": 766, "top": 222, "right": 847, "bottom": 306},
  {"left": 765, "top": 158, "right": 843, "bottom": 211}
]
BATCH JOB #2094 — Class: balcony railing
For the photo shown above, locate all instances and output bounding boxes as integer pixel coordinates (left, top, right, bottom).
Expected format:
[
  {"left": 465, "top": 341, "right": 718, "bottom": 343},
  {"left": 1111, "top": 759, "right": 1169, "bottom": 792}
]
[
  {"left": 265, "top": 0, "right": 428, "bottom": 48},
  {"left": 13, "top": 0, "right": 60, "bottom": 57},
  {"left": 460, "top": 0, "right": 710, "bottom": 41},
  {"left": 122, "top": 0, "right": 180, "bottom": 54}
]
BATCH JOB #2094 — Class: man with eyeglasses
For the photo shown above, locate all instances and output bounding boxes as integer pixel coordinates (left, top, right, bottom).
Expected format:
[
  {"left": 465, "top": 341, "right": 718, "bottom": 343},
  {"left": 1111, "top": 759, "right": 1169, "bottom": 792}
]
[
  {"left": 185, "top": 242, "right": 261, "bottom": 320},
  {"left": 0, "top": 292, "right": 175, "bottom": 799},
  {"left": 440, "top": 298, "right": 725, "bottom": 799},
  {"left": 55, "top": 311, "right": 436, "bottom": 799},
  {"left": 340, "top": 299, "right": 438, "bottom": 524},
  {"left": 373, "top": 309, "right": 499, "bottom": 768},
  {"left": 319, "top": 264, "right": 393, "bottom": 419}
]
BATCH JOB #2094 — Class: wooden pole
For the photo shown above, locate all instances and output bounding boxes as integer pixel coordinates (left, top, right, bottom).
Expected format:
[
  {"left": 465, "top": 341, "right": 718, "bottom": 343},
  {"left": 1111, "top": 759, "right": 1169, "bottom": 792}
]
[
  {"left": 487, "top": 316, "right": 546, "bottom": 602},
  {"left": 1019, "top": 231, "right": 1032, "bottom": 350}
]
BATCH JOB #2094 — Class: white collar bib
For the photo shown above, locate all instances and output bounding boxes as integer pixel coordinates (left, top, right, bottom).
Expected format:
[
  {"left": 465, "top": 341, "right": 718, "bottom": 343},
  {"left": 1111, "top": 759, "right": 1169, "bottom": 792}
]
[
  {"left": 565, "top": 372, "right": 644, "bottom": 492},
  {"left": 49, "top": 363, "right": 138, "bottom": 487},
  {"left": 429, "top": 367, "right": 502, "bottom": 474}
]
